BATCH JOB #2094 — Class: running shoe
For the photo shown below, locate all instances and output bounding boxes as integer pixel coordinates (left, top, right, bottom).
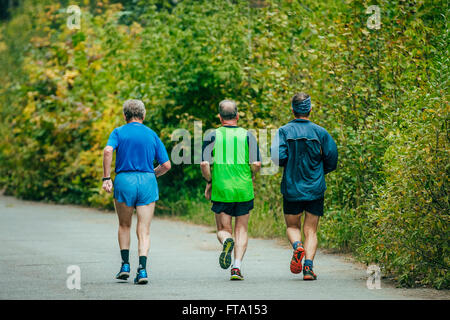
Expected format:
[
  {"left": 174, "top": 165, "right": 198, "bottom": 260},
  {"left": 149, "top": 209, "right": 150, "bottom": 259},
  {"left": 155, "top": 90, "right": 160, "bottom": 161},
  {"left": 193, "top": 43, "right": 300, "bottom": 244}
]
[
  {"left": 230, "top": 267, "right": 244, "bottom": 280},
  {"left": 134, "top": 268, "right": 148, "bottom": 285},
  {"left": 115, "top": 263, "right": 130, "bottom": 280},
  {"left": 290, "top": 245, "right": 305, "bottom": 274},
  {"left": 303, "top": 265, "right": 317, "bottom": 280},
  {"left": 219, "top": 238, "right": 234, "bottom": 269}
]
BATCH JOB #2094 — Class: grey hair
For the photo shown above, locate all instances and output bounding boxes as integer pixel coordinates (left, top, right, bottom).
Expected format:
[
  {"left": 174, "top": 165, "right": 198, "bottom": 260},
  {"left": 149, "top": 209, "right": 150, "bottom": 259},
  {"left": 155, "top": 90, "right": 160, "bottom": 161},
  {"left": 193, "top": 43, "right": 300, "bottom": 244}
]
[
  {"left": 123, "top": 99, "right": 146, "bottom": 121},
  {"left": 218, "top": 99, "right": 238, "bottom": 120}
]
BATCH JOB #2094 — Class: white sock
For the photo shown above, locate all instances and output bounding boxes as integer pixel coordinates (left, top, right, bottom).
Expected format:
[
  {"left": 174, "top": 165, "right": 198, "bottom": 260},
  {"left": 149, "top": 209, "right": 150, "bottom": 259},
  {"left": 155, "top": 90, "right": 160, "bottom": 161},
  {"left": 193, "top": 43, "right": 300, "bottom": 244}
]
[{"left": 233, "top": 259, "right": 242, "bottom": 269}]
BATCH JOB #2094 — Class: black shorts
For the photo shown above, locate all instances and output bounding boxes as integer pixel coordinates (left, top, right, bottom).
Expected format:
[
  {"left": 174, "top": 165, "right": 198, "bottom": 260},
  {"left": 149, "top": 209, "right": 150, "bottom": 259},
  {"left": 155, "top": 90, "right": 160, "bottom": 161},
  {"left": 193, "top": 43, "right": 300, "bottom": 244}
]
[
  {"left": 283, "top": 197, "right": 324, "bottom": 216},
  {"left": 211, "top": 199, "right": 254, "bottom": 217}
]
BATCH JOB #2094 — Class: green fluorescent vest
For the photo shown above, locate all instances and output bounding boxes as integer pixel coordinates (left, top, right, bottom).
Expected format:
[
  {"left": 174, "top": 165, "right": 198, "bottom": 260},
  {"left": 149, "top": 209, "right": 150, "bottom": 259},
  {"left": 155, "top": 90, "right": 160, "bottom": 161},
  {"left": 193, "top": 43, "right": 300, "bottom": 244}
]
[{"left": 211, "top": 126, "right": 254, "bottom": 202}]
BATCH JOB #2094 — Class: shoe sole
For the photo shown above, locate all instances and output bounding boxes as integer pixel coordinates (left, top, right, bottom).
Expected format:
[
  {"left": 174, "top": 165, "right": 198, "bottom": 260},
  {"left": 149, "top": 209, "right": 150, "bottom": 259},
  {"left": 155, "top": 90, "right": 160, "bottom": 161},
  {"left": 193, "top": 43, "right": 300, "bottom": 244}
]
[
  {"left": 135, "top": 278, "right": 148, "bottom": 285},
  {"left": 219, "top": 239, "right": 234, "bottom": 269},
  {"left": 116, "top": 272, "right": 130, "bottom": 280},
  {"left": 290, "top": 247, "right": 305, "bottom": 274},
  {"left": 230, "top": 275, "right": 244, "bottom": 281},
  {"left": 303, "top": 275, "right": 317, "bottom": 280}
]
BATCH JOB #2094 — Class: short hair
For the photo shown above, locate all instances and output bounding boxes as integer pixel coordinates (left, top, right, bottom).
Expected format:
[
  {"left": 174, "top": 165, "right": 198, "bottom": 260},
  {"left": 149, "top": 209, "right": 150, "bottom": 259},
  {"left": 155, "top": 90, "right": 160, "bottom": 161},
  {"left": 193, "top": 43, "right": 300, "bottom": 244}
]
[
  {"left": 123, "top": 99, "right": 146, "bottom": 121},
  {"left": 218, "top": 100, "right": 238, "bottom": 120},
  {"left": 292, "top": 92, "right": 311, "bottom": 118}
]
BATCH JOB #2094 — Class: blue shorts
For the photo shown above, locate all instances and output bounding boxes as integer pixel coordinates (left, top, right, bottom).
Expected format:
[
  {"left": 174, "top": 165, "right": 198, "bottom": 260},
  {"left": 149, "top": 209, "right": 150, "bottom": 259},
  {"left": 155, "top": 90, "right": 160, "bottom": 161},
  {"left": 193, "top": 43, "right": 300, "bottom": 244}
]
[{"left": 114, "top": 171, "right": 158, "bottom": 207}]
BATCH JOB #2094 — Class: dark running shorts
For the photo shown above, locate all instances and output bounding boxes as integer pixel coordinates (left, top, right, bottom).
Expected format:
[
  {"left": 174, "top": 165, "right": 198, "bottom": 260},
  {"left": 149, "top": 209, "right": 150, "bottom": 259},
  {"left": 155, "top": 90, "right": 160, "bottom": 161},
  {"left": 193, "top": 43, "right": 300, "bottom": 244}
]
[
  {"left": 211, "top": 199, "right": 254, "bottom": 217},
  {"left": 283, "top": 197, "right": 324, "bottom": 216}
]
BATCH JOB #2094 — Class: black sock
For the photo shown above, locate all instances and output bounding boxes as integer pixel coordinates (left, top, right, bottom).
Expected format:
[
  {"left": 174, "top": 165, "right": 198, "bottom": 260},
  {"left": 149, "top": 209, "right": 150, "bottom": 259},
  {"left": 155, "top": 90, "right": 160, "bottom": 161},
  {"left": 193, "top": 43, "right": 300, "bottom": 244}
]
[
  {"left": 120, "top": 249, "right": 129, "bottom": 264},
  {"left": 138, "top": 256, "right": 147, "bottom": 270}
]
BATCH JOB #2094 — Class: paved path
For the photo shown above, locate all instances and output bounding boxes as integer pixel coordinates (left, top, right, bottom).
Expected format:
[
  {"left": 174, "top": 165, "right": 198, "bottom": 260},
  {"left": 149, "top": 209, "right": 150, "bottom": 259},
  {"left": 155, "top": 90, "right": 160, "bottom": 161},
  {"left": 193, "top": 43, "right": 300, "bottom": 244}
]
[{"left": 0, "top": 195, "right": 447, "bottom": 300}]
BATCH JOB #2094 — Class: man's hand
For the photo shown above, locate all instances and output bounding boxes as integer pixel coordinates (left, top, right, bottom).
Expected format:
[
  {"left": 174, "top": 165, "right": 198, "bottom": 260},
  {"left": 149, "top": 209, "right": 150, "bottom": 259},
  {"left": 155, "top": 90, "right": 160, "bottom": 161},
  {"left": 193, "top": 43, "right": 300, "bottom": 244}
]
[
  {"left": 251, "top": 162, "right": 261, "bottom": 189},
  {"left": 205, "top": 182, "right": 212, "bottom": 200},
  {"left": 102, "top": 179, "right": 113, "bottom": 193}
]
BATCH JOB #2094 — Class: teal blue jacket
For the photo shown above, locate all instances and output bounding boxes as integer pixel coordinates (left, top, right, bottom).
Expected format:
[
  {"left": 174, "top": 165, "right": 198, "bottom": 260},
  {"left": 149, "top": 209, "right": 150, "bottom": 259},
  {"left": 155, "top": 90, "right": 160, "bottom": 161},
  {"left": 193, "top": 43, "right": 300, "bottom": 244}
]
[{"left": 271, "top": 119, "right": 338, "bottom": 201}]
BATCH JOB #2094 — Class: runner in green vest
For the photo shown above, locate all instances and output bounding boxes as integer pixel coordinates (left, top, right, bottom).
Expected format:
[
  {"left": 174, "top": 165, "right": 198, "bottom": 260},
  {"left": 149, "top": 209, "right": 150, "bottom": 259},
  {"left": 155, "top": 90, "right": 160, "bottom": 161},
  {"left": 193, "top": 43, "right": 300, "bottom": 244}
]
[{"left": 200, "top": 100, "right": 261, "bottom": 280}]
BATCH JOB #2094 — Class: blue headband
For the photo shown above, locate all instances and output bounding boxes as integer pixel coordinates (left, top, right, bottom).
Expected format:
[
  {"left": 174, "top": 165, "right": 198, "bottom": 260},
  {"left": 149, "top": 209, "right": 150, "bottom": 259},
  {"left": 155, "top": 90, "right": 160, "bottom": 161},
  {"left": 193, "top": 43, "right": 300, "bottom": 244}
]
[{"left": 292, "top": 96, "right": 311, "bottom": 114}]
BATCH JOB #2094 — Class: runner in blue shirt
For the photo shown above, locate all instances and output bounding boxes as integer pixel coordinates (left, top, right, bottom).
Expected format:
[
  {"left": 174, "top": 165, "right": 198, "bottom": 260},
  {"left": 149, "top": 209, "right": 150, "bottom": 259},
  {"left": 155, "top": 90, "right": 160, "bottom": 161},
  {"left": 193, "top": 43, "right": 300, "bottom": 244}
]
[
  {"left": 271, "top": 93, "right": 338, "bottom": 281},
  {"left": 102, "top": 99, "right": 171, "bottom": 285}
]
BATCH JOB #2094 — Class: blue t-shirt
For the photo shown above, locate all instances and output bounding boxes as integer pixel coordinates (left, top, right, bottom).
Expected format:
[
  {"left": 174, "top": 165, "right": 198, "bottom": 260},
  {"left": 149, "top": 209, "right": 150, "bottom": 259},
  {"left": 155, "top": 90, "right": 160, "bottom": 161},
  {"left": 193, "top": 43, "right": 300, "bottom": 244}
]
[{"left": 106, "top": 122, "right": 169, "bottom": 174}]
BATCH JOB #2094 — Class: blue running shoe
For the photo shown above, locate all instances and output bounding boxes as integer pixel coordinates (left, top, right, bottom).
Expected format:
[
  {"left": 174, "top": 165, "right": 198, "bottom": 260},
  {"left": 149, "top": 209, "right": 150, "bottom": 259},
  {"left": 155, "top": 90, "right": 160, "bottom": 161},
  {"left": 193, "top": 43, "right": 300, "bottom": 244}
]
[
  {"left": 134, "top": 268, "right": 148, "bottom": 285},
  {"left": 116, "top": 263, "right": 130, "bottom": 280}
]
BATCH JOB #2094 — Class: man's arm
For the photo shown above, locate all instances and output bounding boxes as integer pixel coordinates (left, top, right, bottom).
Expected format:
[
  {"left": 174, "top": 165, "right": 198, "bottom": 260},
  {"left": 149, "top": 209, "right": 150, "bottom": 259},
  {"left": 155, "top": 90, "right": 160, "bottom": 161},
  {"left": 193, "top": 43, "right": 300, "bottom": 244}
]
[
  {"left": 270, "top": 128, "right": 288, "bottom": 167},
  {"left": 247, "top": 131, "right": 262, "bottom": 179},
  {"left": 200, "top": 161, "right": 212, "bottom": 182},
  {"left": 200, "top": 161, "right": 212, "bottom": 200},
  {"left": 102, "top": 146, "right": 114, "bottom": 193},
  {"left": 103, "top": 129, "right": 119, "bottom": 193},
  {"left": 251, "top": 162, "right": 262, "bottom": 182},
  {"left": 154, "top": 160, "right": 171, "bottom": 178},
  {"left": 322, "top": 131, "right": 338, "bottom": 174},
  {"left": 200, "top": 130, "right": 215, "bottom": 199},
  {"left": 154, "top": 134, "right": 171, "bottom": 178}
]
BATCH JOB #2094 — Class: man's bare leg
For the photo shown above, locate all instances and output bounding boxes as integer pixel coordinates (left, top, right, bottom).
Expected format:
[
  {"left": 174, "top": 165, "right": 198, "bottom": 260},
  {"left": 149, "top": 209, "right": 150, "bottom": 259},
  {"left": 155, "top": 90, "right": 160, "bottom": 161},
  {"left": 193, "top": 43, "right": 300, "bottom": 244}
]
[
  {"left": 215, "top": 212, "right": 233, "bottom": 244},
  {"left": 303, "top": 211, "right": 320, "bottom": 280},
  {"left": 129, "top": 202, "right": 155, "bottom": 284},
  {"left": 284, "top": 213, "right": 303, "bottom": 246},
  {"left": 233, "top": 214, "right": 249, "bottom": 267},
  {"left": 303, "top": 211, "right": 320, "bottom": 261},
  {"left": 115, "top": 199, "right": 133, "bottom": 251},
  {"left": 136, "top": 202, "right": 155, "bottom": 268},
  {"left": 284, "top": 213, "right": 306, "bottom": 274},
  {"left": 114, "top": 199, "right": 134, "bottom": 280}
]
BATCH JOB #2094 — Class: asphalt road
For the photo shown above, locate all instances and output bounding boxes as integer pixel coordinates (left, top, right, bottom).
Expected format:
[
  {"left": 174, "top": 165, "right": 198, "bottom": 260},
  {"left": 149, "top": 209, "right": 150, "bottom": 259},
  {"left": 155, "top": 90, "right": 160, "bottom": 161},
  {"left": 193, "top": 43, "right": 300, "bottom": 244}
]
[{"left": 0, "top": 195, "right": 447, "bottom": 300}]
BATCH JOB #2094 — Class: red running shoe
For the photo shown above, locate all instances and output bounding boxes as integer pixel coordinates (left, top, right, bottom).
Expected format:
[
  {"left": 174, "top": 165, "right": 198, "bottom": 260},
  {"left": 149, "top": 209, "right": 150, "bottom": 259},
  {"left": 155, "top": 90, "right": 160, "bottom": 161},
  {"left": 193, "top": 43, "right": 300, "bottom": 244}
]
[{"left": 290, "top": 245, "right": 305, "bottom": 274}]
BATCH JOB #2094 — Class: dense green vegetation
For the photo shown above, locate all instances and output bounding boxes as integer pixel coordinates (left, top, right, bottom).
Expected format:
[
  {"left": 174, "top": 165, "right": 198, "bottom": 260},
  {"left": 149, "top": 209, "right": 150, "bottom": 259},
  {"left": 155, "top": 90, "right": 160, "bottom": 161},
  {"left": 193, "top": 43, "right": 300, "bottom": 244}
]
[{"left": 0, "top": 0, "right": 448, "bottom": 288}]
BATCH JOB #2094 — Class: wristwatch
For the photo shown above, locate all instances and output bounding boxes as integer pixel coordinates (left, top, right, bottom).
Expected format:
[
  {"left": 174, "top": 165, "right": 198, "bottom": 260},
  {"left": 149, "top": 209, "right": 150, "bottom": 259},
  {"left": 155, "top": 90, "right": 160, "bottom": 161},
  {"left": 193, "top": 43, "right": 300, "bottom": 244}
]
[{"left": 102, "top": 177, "right": 111, "bottom": 181}]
